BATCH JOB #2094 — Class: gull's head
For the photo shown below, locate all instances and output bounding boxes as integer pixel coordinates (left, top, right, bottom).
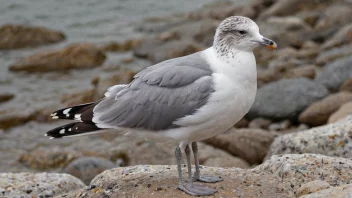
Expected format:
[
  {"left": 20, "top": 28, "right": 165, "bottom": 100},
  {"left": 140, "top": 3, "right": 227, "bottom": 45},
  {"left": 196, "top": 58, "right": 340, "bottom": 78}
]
[{"left": 214, "top": 16, "right": 277, "bottom": 54}]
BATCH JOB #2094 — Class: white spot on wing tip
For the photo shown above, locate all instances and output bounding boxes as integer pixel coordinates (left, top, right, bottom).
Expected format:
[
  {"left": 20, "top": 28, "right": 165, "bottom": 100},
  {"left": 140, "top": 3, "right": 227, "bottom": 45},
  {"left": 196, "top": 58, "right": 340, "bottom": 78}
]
[
  {"left": 63, "top": 108, "right": 72, "bottom": 115},
  {"left": 44, "top": 134, "right": 48, "bottom": 136},
  {"left": 59, "top": 129, "right": 65, "bottom": 134},
  {"left": 50, "top": 113, "right": 57, "bottom": 117},
  {"left": 49, "top": 137, "right": 55, "bottom": 139},
  {"left": 74, "top": 114, "right": 82, "bottom": 121},
  {"left": 52, "top": 116, "right": 59, "bottom": 119}
]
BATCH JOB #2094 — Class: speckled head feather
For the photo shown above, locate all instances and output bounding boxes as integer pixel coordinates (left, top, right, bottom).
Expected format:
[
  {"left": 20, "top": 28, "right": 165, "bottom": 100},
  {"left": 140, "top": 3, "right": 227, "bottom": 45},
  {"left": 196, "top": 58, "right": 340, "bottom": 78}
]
[{"left": 213, "top": 16, "right": 260, "bottom": 56}]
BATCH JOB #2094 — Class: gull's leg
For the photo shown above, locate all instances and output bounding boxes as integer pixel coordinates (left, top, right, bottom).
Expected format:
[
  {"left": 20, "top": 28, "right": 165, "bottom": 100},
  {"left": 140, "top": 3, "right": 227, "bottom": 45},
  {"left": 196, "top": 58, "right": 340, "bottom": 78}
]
[
  {"left": 192, "top": 142, "right": 223, "bottom": 183},
  {"left": 176, "top": 145, "right": 217, "bottom": 196}
]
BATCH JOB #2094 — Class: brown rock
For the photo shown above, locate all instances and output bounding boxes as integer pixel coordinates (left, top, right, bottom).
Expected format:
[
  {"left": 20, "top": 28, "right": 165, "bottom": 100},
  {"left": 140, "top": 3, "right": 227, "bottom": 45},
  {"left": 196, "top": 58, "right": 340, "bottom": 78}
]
[
  {"left": 61, "top": 88, "right": 95, "bottom": 107},
  {"left": 93, "top": 69, "right": 135, "bottom": 100},
  {"left": 316, "top": 44, "right": 352, "bottom": 66},
  {"left": 328, "top": 101, "right": 352, "bottom": 123},
  {"left": 299, "top": 184, "right": 352, "bottom": 198},
  {"left": 204, "top": 128, "right": 277, "bottom": 164},
  {"left": 9, "top": 43, "right": 106, "bottom": 72},
  {"left": 284, "top": 65, "right": 317, "bottom": 79},
  {"left": 0, "top": 93, "right": 14, "bottom": 103},
  {"left": 339, "top": 78, "right": 352, "bottom": 92},
  {"left": 299, "top": 92, "right": 352, "bottom": 126},
  {"left": 233, "top": 118, "right": 249, "bottom": 128},
  {"left": 322, "top": 23, "right": 352, "bottom": 50},
  {"left": 101, "top": 39, "right": 142, "bottom": 52},
  {"left": 248, "top": 117, "right": 272, "bottom": 129},
  {"left": 0, "top": 24, "right": 65, "bottom": 49}
]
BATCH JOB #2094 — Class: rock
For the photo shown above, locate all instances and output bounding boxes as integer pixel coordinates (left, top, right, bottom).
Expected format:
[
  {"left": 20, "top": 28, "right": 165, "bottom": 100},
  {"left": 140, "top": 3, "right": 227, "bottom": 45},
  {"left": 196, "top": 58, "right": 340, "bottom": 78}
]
[
  {"left": 299, "top": 92, "right": 352, "bottom": 126},
  {"left": 268, "top": 120, "right": 292, "bottom": 131},
  {"left": 9, "top": 43, "right": 106, "bottom": 72},
  {"left": 247, "top": 78, "right": 329, "bottom": 121},
  {"left": 339, "top": 78, "right": 352, "bottom": 92},
  {"left": 284, "top": 65, "right": 317, "bottom": 79},
  {"left": 315, "top": 56, "right": 352, "bottom": 92},
  {"left": 265, "top": 115, "right": 352, "bottom": 159},
  {"left": 322, "top": 23, "right": 352, "bottom": 50},
  {"left": 328, "top": 101, "right": 352, "bottom": 123},
  {"left": 61, "top": 88, "right": 95, "bottom": 107},
  {"left": 248, "top": 117, "right": 272, "bottom": 129},
  {"left": 299, "top": 184, "right": 352, "bottom": 198},
  {"left": 196, "top": 143, "right": 250, "bottom": 168},
  {"left": 58, "top": 154, "right": 352, "bottom": 198},
  {"left": 63, "top": 157, "right": 116, "bottom": 185},
  {"left": 0, "top": 93, "right": 14, "bottom": 103},
  {"left": 316, "top": 44, "right": 352, "bottom": 65},
  {"left": 267, "top": 16, "right": 312, "bottom": 31},
  {"left": 233, "top": 118, "right": 249, "bottom": 128},
  {"left": 315, "top": 4, "right": 352, "bottom": 30},
  {"left": 101, "top": 39, "right": 142, "bottom": 52},
  {"left": 0, "top": 172, "right": 85, "bottom": 197},
  {"left": 296, "top": 180, "right": 331, "bottom": 197},
  {"left": 204, "top": 128, "right": 277, "bottom": 164},
  {"left": 18, "top": 148, "right": 80, "bottom": 170},
  {"left": 0, "top": 24, "right": 65, "bottom": 49},
  {"left": 93, "top": 69, "right": 135, "bottom": 100}
]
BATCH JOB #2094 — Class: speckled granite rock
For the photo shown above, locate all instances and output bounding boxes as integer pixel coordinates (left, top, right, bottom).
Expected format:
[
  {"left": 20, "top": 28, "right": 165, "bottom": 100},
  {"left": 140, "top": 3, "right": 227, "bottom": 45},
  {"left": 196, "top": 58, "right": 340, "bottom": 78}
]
[
  {"left": 296, "top": 180, "right": 331, "bottom": 197},
  {"left": 299, "top": 184, "right": 352, "bottom": 198},
  {"left": 0, "top": 172, "right": 85, "bottom": 198},
  {"left": 266, "top": 115, "right": 352, "bottom": 159},
  {"left": 56, "top": 154, "right": 352, "bottom": 198}
]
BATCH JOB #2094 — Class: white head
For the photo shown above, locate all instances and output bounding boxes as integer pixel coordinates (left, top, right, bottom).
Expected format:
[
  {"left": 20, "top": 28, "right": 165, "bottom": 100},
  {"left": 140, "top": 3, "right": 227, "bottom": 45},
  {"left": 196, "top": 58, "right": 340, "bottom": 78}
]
[{"left": 213, "top": 16, "right": 277, "bottom": 56}]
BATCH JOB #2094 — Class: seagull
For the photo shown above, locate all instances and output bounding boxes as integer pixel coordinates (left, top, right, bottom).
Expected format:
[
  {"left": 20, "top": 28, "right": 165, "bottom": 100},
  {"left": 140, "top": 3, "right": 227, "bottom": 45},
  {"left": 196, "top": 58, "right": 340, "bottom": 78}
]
[{"left": 46, "top": 16, "right": 277, "bottom": 196}]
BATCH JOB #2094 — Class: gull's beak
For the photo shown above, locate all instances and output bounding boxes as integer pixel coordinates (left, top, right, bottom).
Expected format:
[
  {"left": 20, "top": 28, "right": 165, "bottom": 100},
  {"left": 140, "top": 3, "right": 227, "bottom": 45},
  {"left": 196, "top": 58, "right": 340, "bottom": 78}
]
[{"left": 252, "top": 37, "right": 278, "bottom": 50}]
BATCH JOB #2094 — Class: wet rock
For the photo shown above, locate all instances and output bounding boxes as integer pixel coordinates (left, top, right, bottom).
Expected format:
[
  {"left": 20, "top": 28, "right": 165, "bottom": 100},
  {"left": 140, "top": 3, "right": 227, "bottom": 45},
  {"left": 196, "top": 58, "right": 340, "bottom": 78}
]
[
  {"left": 284, "top": 65, "right": 317, "bottom": 79},
  {"left": 247, "top": 78, "right": 329, "bottom": 121},
  {"left": 299, "top": 92, "right": 352, "bottom": 126},
  {"left": 0, "top": 24, "right": 65, "bottom": 49},
  {"left": 339, "top": 78, "right": 352, "bottom": 92},
  {"left": 316, "top": 44, "right": 352, "bottom": 65},
  {"left": 204, "top": 128, "right": 277, "bottom": 164},
  {"left": 296, "top": 180, "right": 331, "bottom": 197},
  {"left": 9, "top": 43, "right": 106, "bottom": 72},
  {"left": 266, "top": 115, "right": 352, "bottom": 159},
  {"left": 315, "top": 4, "right": 352, "bottom": 30},
  {"left": 328, "top": 101, "right": 352, "bottom": 123},
  {"left": 322, "top": 23, "right": 352, "bottom": 50},
  {"left": 299, "top": 184, "right": 352, "bottom": 198},
  {"left": 93, "top": 69, "right": 135, "bottom": 100},
  {"left": 101, "top": 39, "right": 142, "bottom": 52},
  {"left": 0, "top": 172, "right": 85, "bottom": 197},
  {"left": 0, "top": 93, "right": 14, "bottom": 103},
  {"left": 315, "top": 56, "right": 352, "bottom": 92},
  {"left": 58, "top": 154, "right": 352, "bottom": 198},
  {"left": 248, "top": 117, "right": 272, "bottom": 129},
  {"left": 63, "top": 157, "right": 116, "bottom": 185}
]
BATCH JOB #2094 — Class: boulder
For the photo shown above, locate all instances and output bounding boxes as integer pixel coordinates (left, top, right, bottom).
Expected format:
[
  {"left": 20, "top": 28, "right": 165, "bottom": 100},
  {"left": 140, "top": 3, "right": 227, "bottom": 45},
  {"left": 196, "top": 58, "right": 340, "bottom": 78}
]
[
  {"left": 339, "top": 78, "right": 352, "bottom": 92},
  {"left": 247, "top": 78, "right": 329, "bottom": 121},
  {"left": 328, "top": 101, "right": 352, "bottom": 123},
  {"left": 9, "top": 43, "right": 106, "bottom": 72},
  {"left": 296, "top": 180, "right": 331, "bottom": 197},
  {"left": 57, "top": 154, "right": 352, "bottom": 198},
  {"left": 204, "top": 128, "right": 277, "bottom": 164},
  {"left": 284, "top": 65, "right": 317, "bottom": 79},
  {"left": 299, "top": 92, "right": 352, "bottom": 126},
  {"left": 0, "top": 172, "right": 85, "bottom": 197},
  {"left": 315, "top": 56, "right": 352, "bottom": 92},
  {"left": 63, "top": 157, "right": 116, "bottom": 185},
  {"left": 101, "top": 39, "right": 141, "bottom": 52},
  {"left": 316, "top": 44, "right": 352, "bottom": 65},
  {"left": 0, "top": 24, "right": 65, "bottom": 49},
  {"left": 0, "top": 93, "right": 14, "bottom": 103},
  {"left": 322, "top": 23, "right": 352, "bottom": 50},
  {"left": 266, "top": 115, "right": 352, "bottom": 159}
]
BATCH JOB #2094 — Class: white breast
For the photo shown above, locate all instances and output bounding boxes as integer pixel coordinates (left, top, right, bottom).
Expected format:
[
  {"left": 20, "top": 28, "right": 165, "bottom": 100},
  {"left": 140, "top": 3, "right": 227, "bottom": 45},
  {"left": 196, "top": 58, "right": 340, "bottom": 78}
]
[{"left": 170, "top": 47, "right": 257, "bottom": 142}]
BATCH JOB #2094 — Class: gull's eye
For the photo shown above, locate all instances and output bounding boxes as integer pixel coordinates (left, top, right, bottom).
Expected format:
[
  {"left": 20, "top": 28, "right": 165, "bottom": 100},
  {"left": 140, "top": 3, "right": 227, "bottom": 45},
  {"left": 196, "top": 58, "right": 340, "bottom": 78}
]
[{"left": 238, "top": 30, "right": 247, "bottom": 35}]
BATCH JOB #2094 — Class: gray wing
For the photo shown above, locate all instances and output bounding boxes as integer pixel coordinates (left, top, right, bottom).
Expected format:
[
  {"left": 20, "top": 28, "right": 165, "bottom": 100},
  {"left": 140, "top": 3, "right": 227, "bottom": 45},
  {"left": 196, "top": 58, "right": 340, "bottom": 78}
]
[{"left": 93, "top": 52, "right": 214, "bottom": 131}]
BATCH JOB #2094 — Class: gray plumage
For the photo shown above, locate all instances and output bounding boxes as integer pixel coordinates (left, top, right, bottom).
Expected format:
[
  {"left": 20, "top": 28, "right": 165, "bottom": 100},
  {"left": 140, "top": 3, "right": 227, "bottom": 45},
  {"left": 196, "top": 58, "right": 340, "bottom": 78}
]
[{"left": 93, "top": 52, "right": 214, "bottom": 131}]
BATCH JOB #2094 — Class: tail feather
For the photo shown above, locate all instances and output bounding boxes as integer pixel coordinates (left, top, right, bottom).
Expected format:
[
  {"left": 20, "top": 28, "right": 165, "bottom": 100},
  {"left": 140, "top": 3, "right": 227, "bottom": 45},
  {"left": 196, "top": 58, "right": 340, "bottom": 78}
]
[{"left": 46, "top": 122, "right": 101, "bottom": 138}]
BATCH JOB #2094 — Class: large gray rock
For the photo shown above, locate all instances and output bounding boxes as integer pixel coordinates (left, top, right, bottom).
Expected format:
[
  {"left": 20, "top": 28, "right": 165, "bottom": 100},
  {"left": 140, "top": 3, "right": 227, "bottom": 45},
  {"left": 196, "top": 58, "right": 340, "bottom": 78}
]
[
  {"left": 247, "top": 78, "right": 329, "bottom": 121},
  {"left": 266, "top": 115, "right": 352, "bottom": 159},
  {"left": 316, "top": 44, "right": 352, "bottom": 65},
  {"left": 57, "top": 154, "right": 352, "bottom": 198},
  {"left": 0, "top": 172, "right": 85, "bottom": 198},
  {"left": 315, "top": 56, "right": 352, "bottom": 92}
]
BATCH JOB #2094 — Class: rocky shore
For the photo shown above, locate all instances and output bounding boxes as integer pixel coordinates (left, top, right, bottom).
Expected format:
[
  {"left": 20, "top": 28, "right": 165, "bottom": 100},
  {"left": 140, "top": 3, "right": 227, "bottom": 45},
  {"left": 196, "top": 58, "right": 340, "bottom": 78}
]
[{"left": 1, "top": 0, "right": 352, "bottom": 197}]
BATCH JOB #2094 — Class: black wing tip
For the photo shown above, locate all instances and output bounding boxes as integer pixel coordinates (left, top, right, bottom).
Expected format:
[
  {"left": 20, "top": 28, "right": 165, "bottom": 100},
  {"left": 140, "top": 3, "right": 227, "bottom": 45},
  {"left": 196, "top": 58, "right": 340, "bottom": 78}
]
[{"left": 45, "top": 122, "right": 101, "bottom": 139}]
